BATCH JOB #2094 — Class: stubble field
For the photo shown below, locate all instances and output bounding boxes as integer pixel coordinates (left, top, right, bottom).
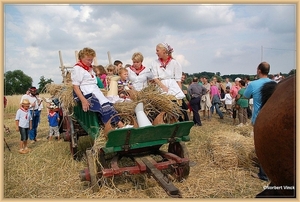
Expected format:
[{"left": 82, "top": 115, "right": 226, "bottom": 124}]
[{"left": 3, "top": 94, "right": 269, "bottom": 199}]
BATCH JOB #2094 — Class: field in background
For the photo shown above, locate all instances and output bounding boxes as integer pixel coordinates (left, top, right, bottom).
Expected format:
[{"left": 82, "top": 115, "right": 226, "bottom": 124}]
[{"left": 3, "top": 94, "right": 269, "bottom": 198}]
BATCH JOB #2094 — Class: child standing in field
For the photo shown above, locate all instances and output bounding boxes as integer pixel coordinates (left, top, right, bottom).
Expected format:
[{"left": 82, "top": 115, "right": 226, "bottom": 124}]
[
  {"left": 15, "top": 99, "right": 32, "bottom": 154},
  {"left": 220, "top": 87, "right": 233, "bottom": 117},
  {"left": 47, "top": 104, "right": 60, "bottom": 142}
]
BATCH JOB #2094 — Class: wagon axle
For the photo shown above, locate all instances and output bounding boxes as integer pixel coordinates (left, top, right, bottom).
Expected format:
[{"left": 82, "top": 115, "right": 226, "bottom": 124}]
[{"left": 79, "top": 152, "right": 187, "bottom": 198}]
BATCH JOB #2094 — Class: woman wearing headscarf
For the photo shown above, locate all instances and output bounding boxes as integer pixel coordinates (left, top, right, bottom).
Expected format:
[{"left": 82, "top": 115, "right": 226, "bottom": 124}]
[
  {"left": 150, "top": 42, "right": 188, "bottom": 121},
  {"left": 150, "top": 43, "right": 185, "bottom": 98}
]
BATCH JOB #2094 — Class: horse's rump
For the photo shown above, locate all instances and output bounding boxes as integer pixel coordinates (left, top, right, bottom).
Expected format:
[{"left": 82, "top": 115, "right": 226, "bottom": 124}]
[{"left": 254, "top": 75, "right": 296, "bottom": 197}]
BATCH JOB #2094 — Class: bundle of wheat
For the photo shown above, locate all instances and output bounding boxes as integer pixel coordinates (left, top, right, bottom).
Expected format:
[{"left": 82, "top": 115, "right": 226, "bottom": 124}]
[{"left": 44, "top": 83, "right": 76, "bottom": 111}]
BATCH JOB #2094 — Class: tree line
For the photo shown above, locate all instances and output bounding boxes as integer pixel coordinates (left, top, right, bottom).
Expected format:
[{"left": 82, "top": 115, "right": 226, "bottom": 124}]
[
  {"left": 4, "top": 70, "right": 53, "bottom": 95},
  {"left": 4, "top": 69, "right": 296, "bottom": 95}
]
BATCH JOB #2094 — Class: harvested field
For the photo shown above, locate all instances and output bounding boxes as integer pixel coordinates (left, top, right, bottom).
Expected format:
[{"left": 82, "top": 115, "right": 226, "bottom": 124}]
[{"left": 3, "top": 94, "right": 269, "bottom": 198}]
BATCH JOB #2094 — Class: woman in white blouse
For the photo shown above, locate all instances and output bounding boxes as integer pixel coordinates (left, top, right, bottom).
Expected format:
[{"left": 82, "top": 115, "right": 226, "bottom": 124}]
[
  {"left": 150, "top": 43, "right": 185, "bottom": 100},
  {"left": 71, "top": 47, "right": 123, "bottom": 127},
  {"left": 127, "top": 52, "right": 154, "bottom": 91}
]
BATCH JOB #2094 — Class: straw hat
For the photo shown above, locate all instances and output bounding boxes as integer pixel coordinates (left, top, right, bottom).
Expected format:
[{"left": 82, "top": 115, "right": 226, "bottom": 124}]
[
  {"left": 21, "top": 99, "right": 30, "bottom": 106},
  {"left": 47, "top": 102, "right": 57, "bottom": 109}
]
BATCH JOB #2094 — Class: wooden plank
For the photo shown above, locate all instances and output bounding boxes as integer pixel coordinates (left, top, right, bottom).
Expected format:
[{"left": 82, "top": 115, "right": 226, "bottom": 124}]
[
  {"left": 58, "top": 50, "right": 66, "bottom": 84},
  {"left": 107, "top": 51, "right": 112, "bottom": 65},
  {"left": 93, "top": 57, "right": 98, "bottom": 66},
  {"left": 75, "top": 50, "right": 78, "bottom": 62}
]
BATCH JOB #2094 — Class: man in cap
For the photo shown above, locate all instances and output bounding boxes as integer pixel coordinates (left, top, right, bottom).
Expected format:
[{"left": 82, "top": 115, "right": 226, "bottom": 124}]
[
  {"left": 230, "top": 77, "right": 241, "bottom": 104},
  {"left": 19, "top": 87, "right": 42, "bottom": 143}
]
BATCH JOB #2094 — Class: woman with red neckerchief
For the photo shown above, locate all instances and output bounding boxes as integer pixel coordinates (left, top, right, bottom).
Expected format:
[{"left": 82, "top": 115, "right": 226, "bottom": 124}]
[
  {"left": 127, "top": 52, "right": 154, "bottom": 91},
  {"left": 150, "top": 43, "right": 188, "bottom": 121},
  {"left": 150, "top": 43, "right": 185, "bottom": 100},
  {"left": 71, "top": 47, "right": 124, "bottom": 128}
]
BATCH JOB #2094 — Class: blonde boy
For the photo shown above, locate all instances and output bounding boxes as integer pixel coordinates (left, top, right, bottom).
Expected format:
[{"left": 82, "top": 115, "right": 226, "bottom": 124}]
[{"left": 15, "top": 99, "right": 32, "bottom": 154}]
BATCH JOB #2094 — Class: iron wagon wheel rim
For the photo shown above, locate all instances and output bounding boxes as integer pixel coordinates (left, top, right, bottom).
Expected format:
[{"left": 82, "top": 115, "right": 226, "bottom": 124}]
[
  {"left": 67, "top": 116, "right": 79, "bottom": 160},
  {"left": 69, "top": 141, "right": 78, "bottom": 160},
  {"left": 86, "top": 149, "right": 100, "bottom": 192},
  {"left": 168, "top": 141, "right": 190, "bottom": 182},
  {"left": 63, "top": 116, "right": 71, "bottom": 142}
]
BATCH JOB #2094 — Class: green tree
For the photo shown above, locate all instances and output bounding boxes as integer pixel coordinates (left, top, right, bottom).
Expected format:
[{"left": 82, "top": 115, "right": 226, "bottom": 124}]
[
  {"left": 38, "top": 76, "right": 53, "bottom": 93},
  {"left": 288, "top": 69, "right": 296, "bottom": 76},
  {"left": 4, "top": 70, "right": 32, "bottom": 95},
  {"left": 186, "top": 77, "right": 192, "bottom": 85}
]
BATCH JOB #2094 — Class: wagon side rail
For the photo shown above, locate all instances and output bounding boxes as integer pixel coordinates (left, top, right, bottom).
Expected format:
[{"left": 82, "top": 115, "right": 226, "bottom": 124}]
[
  {"left": 72, "top": 103, "right": 101, "bottom": 139},
  {"left": 103, "top": 121, "right": 194, "bottom": 153}
]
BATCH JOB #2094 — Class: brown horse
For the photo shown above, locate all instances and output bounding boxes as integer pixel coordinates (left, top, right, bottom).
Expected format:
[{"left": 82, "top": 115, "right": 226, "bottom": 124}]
[{"left": 254, "top": 75, "right": 296, "bottom": 198}]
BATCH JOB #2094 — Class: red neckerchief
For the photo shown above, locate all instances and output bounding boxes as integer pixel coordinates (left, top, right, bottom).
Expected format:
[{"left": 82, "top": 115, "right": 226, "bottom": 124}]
[
  {"left": 159, "top": 56, "right": 172, "bottom": 69},
  {"left": 20, "top": 107, "right": 28, "bottom": 119},
  {"left": 75, "top": 60, "right": 94, "bottom": 78},
  {"left": 48, "top": 111, "right": 56, "bottom": 117},
  {"left": 130, "top": 65, "right": 145, "bottom": 76}
]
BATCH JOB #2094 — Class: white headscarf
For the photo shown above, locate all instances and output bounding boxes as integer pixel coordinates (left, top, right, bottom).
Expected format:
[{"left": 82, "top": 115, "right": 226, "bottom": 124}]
[{"left": 161, "top": 42, "right": 174, "bottom": 54}]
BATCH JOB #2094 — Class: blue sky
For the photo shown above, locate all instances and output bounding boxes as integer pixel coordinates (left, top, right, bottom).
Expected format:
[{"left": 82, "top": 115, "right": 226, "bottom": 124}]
[{"left": 4, "top": 4, "right": 296, "bottom": 87}]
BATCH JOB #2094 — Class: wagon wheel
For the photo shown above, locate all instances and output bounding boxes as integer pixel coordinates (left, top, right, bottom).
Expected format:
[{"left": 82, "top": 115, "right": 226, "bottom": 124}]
[
  {"left": 168, "top": 142, "right": 190, "bottom": 182},
  {"left": 62, "top": 116, "right": 70, "bottom": 142},
  {"left": 66, "top": 116, "right": 79, "bottom": 160},
  {"left": 86, "top": 149, "right": 100, "bottom": 192},
  {"left": 70, "top": 139, "right": 78, "bottom": 160}
]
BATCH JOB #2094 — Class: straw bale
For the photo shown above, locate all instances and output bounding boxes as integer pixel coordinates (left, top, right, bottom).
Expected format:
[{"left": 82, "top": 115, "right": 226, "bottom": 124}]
[{"left": 207, "top": 132, "right": 255, "bottom": 169}]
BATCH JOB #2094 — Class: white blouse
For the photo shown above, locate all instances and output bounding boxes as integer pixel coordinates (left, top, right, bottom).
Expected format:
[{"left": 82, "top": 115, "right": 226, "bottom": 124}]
[
  {"left": 71, "top": 65, "right": 110, "bottom": 105},
  {"left": 150, "top": 59, "right": 185, "bottom": 99},
  {"left": 127, "top": 66, "right": 154, "bottom": 91}
]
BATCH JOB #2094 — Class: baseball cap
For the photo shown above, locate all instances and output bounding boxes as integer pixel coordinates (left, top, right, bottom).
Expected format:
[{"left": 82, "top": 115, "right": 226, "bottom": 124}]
[{"left": 235, "top": 77, "right": 241, "bottom": 82}]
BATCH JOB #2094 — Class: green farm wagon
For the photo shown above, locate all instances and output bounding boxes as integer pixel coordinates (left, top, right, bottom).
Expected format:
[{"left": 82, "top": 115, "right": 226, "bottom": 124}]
[{"left": 61, "top": 101, "right": 194, "bottom": 197}]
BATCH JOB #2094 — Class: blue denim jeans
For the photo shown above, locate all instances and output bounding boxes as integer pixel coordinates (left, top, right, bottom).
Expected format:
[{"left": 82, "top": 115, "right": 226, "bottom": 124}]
[
  {"left": 19, "top": 127, "right": 29, "bottom": 141},
  {"left": 29, "top": 110, "right": 40, "bottom": 140},
  {"left": 210, "top": 103, "right": 223, "bottom": 118}
]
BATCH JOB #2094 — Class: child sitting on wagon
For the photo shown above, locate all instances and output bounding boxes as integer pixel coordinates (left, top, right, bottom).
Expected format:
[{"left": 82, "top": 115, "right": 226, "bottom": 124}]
[{"left": 117, "top": 67, "right": 133, "bottom": 99}]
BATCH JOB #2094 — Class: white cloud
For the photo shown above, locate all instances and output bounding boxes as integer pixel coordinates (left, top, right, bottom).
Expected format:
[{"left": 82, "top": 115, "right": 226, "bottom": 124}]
[{"left": 4, "top": 4, "right": 296, "bottom": 87}]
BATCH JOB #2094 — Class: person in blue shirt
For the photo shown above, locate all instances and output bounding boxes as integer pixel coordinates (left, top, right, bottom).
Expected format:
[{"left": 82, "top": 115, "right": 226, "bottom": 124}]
[
  {"left": 243, "top": 61, "right": 275, "bottom": 182},
  {"left": 47, "top": 104, "right": 60, "bottom": 142}
]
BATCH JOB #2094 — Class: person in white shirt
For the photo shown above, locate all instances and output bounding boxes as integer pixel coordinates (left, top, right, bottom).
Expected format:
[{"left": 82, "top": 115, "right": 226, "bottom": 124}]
[
  {"left": 35, "top": 92, "right": 44, "bottom": 123},
  {"left": 150, "top": 42, "right": 185, "bottom": 100},
  {"left": 220, "top": 87, "right": 233, "bottom": 117},
  {"left": 274, "top": 73, "right": 283, "bottom": 83},
  {"left": 71, "top": 47, "right": 124, "bottom": 128},
  {"left": 225, "top": 77, "right": 232, "bottom": 89},
  {"left": 127, "top": 52, "right": 154, "bottom": 91},
  {"left": 19, "top": 87, "right": 41, "bottom": 143},
  {"left": 150, "top": 42, "right": 187, "bottom": 121},
  {"left": 15, "top": 99, "right": 32, "bottom": 153}
]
